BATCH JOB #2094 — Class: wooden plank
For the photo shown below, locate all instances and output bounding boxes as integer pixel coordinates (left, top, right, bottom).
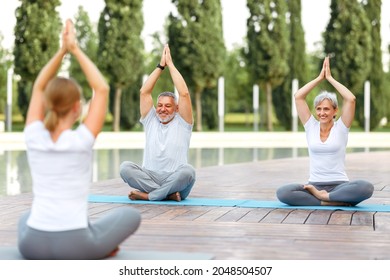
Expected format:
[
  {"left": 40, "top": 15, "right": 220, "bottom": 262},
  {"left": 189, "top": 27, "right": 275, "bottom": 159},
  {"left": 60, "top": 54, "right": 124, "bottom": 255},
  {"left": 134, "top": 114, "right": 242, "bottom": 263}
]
[
  {"left": 282, "top": 209, "right": 312, "bottom": 224},
  {"left": 215, "top": 208, "right": 251, "bottom": 222},
  {"left": 137, "top": 205, "right": 172, "bottom": 220},
  {"left": 237, "top": 208, "right": 273, "bottom": 223},
  {"left": 382, "top": 185, "right": 390, "bottom": 192},
  {"left": 194, "top": 207, "right": 235, "bottom": 222},
  {"left": 150, "top": 208, "right": 191, "bottom": 221},
  {"left": 328, "top": 211, "right": 353, "bottom": 225},
  {"left": 173, "top": 207, "right": 215, "bottom": 221},
  {"left": 260, "top": 209, "right": 292, "bottom": 223},
  {"left": 374, "top": 212, "right": 390, "bottom": 231},
  {"left": 305, "top": 210, "right": 333, "bottom": 225},
  {"left": 351, "top": 211, "right": 374, "bottom": 227},
  {"left": 1, "top": 152, "right": 390, "bottom": 260}
]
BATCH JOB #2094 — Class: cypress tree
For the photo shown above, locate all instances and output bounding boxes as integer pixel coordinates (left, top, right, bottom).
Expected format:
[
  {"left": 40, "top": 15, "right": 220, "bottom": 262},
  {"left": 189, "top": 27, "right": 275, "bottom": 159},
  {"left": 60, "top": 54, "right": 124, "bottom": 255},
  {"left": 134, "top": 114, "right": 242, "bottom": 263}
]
[
  {"left": 224, "top": 46, "right": 252, "bottom": 118},
  {"left": 323, "top": 0, "right": 372, "bottom": 129},
  {"left": 246, "top": 0, "right": 290, "bottom": 131},
  {"left": 98, "top": 0, "right": 144, "bottom": 131},
  {"left": 386, "top": 44, "right": 390, "bottom": 122},
  {"left": 0, "top": 35, "right": 11, "bottom": 115},
  {"left": 273, "top": 0, "right": 307, "bottom": 130},
  {"left": 13, "top": 0, "right": 61, "bottom": 120},
  {"left": 362, "top": 0, "right": 385, "bottom": 130},
  {"left": 167, "top": 0, "right": 226, "bottom": 131},
  {"left": 69, "top": 6, "right": 99, "bottom": 101}
]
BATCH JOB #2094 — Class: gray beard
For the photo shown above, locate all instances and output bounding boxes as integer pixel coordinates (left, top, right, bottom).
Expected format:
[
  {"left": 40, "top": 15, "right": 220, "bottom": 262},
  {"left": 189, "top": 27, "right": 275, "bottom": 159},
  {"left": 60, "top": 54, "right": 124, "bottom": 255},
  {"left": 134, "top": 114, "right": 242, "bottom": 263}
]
[{"left": 158, "top": 113, "right": 175, "bottom": 124}]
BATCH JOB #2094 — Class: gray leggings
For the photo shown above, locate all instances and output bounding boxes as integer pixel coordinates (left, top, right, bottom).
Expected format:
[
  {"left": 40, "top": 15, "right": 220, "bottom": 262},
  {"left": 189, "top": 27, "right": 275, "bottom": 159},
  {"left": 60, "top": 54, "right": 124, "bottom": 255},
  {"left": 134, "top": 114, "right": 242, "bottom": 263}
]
[
  {"left": 276, "top": 180, "right": 374, "bottom": 206},
  {"left": 120, "top": 162, "right": 196, "bottom": 201},
  {"left": 18, "top": 207, "right": 141, "bottom": 260}
]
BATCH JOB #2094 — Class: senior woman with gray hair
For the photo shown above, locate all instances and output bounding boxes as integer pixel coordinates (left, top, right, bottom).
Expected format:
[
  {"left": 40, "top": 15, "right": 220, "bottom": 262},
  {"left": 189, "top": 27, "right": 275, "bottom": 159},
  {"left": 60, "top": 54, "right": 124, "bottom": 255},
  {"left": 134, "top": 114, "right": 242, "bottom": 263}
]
[{"left": 276, "top": 56, "right": 374, "bottom": 206}]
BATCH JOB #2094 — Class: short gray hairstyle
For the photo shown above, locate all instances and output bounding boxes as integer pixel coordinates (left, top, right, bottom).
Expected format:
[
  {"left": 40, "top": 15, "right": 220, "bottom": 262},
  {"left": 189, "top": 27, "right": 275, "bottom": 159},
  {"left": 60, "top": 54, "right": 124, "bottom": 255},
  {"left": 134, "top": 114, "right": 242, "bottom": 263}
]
[
  {"left": 314, "top": 91, "right": 338, "bottom": 109},
  {"left": 157, "top": 91, "right": 178, "bottom": 104}
]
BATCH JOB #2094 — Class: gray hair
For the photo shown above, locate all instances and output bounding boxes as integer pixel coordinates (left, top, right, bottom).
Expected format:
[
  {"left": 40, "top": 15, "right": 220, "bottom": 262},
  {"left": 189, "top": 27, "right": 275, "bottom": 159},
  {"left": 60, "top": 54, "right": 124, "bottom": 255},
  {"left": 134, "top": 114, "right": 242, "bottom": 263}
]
[
  {"left": 157, "top": 91, "right": 178, "bottom": 104},
  {"left": 314, "top": 91, "right": 338, "bottom": 109}
]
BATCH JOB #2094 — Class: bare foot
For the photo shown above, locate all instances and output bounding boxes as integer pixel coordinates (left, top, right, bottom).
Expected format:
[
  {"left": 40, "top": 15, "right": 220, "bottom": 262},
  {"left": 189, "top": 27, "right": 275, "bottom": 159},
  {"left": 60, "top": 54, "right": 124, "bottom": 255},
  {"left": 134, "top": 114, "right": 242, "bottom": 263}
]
[
  {"left": 321, "top": 201, "right": 352, "bottom": 206},
  {"left": 128, "top": 190, "right": 149, "bottom": 201},
  {"left": 303, "top": 185, "right": 351, "bottom": 206},
  {"left": 106, "top": 246, "right": 120, "bottom": 258},
  {"left": 303, "top": 184, "right": 330, "bottom": 201},
  {"left": 167, "top": 192, "right": 181, "bottom": 202}
]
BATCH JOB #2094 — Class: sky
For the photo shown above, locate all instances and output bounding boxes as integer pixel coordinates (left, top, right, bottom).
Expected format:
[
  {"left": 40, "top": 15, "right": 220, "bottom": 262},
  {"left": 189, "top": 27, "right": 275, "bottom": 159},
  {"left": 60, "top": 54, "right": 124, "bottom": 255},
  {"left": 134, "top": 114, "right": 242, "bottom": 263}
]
[{"left": 0, "top": 0, "right": 389, "bottom": 68}]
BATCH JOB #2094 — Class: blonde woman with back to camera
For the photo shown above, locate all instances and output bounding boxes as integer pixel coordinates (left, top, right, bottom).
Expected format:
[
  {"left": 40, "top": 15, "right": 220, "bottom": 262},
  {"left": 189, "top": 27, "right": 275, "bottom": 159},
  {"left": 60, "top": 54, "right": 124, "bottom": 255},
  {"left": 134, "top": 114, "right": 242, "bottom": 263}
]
[{"left": 17, "top": 19, "right": 141, "bottom": 260}]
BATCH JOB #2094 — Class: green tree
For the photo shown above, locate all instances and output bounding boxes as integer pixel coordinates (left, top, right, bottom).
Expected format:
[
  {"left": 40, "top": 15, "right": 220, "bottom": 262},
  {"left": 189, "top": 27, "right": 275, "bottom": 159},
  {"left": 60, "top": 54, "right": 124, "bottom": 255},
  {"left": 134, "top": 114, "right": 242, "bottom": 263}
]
[
  {"left": 385, "top": 44, "right": 390, "bottom": 123},
  {"left": 362, "top": 0, "right": 385, "bottom": 130},
  {"left": 245, "top": 0, "right": 290, "bottom": 131},
  {"left": 384, "top": 44, "right": 390, "bottom": 120},
  {"left": 384, "top": 71, "right": 390, "bottom": 124},
  {"left": 98, "top": 0, "right": 144, "bottom": 131},
  {"left": 69, "top": 6, "right": 99, "bottom": 101},
  {"left": 0, "top": 35, "right": 19, "bottom": 124},
  {"left": 224, "top": 46, "right": 252, "bottom": 118},
  {"left": 167, "top": 0, "right": 226, "bottom": 131},
  {"left": 273, "top": 0, "right": 307, "bottom": 130},
  {"left": 13, "top": 0, "right": 61, "bottom": 120},
  {"left": 323, "top": 0, "right": 372, "bottom": 129},
  {"left": 201, "top": 87, "right": 218, "bottom": 130},
  {"left": 144, "top": 31, "right": 173, "bottom": 100},
  {"left": 0, "top": 34, "right": 9, "bottom": 116}
]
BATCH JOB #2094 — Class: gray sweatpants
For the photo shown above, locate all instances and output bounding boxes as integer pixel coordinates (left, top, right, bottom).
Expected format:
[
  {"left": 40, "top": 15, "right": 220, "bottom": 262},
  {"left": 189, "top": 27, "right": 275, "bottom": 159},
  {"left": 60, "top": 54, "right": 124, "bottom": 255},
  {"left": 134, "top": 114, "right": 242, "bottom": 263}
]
[
  {"left": 119, "top": 161, "right": 196, "bottom": 201},
  {"left": 18, "top": 207, "right": 141, "bottom": 260},
  {"left": 276, "top": 180, "right": 374, "bottom": 206}
]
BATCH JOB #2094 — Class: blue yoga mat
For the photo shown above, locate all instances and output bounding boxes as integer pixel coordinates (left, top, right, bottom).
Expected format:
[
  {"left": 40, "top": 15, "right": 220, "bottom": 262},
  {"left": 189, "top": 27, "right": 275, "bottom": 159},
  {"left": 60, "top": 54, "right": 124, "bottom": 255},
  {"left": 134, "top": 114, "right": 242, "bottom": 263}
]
[
  {"left": 88, "top": 195, "right": 242, "bottom": 207},
  {"left": 88, "top": 195, "right": 390, "bottom": 212}
]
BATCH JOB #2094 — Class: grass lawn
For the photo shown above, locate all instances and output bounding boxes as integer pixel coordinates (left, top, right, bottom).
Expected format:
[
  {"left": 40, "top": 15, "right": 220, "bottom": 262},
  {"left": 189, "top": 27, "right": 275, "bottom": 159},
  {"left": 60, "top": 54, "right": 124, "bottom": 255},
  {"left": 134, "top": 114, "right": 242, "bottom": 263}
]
[{"left": 1, "top": 113, "right": 390, "bottom": 132}]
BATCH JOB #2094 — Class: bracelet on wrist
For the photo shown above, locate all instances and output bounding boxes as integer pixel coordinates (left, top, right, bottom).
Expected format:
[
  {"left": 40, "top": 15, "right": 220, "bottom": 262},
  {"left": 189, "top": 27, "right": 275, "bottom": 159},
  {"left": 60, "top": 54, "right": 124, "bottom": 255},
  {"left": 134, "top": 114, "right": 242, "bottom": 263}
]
[{"left": 156, "top": 63, "right": 165, "bottom": 70}]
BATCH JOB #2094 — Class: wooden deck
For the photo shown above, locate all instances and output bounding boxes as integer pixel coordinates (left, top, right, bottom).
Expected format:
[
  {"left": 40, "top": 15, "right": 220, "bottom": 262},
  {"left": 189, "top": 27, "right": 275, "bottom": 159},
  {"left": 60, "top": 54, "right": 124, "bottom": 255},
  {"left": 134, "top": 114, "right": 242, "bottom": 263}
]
[{"left": 1, "top": 151, "right": 390, "bottom": 260}]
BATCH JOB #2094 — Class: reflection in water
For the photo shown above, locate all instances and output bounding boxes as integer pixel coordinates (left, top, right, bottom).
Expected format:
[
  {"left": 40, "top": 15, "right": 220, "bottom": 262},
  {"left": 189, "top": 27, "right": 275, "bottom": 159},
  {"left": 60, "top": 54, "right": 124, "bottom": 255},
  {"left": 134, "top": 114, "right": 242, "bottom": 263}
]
[
  {"left": 0, "top": 151, "right": 32, "bottom": 197},
  {"left": 1, "top": 147, "right": 388, "bottom": 197}
]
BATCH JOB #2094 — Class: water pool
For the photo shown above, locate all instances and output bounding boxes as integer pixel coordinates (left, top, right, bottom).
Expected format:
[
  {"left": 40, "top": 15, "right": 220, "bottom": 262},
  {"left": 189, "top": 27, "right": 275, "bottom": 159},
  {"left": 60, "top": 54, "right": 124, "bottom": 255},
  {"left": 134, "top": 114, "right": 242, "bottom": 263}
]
[{"left": 1, "top": 146, "right": 388, "bottom": 197}]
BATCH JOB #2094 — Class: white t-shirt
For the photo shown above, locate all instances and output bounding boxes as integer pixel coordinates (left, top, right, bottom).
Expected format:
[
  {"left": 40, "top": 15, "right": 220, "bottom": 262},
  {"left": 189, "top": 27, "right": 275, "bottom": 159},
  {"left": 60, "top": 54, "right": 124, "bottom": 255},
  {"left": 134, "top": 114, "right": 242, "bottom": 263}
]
[
  {"left": 24, "top": 121, "right": 95, "bottom": 231},
  {"left": 141, "top": 107, "right": 193, "bottom": 172},
  {"left": 304, "top": 116, "right": 349, "bottom": 183}
]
